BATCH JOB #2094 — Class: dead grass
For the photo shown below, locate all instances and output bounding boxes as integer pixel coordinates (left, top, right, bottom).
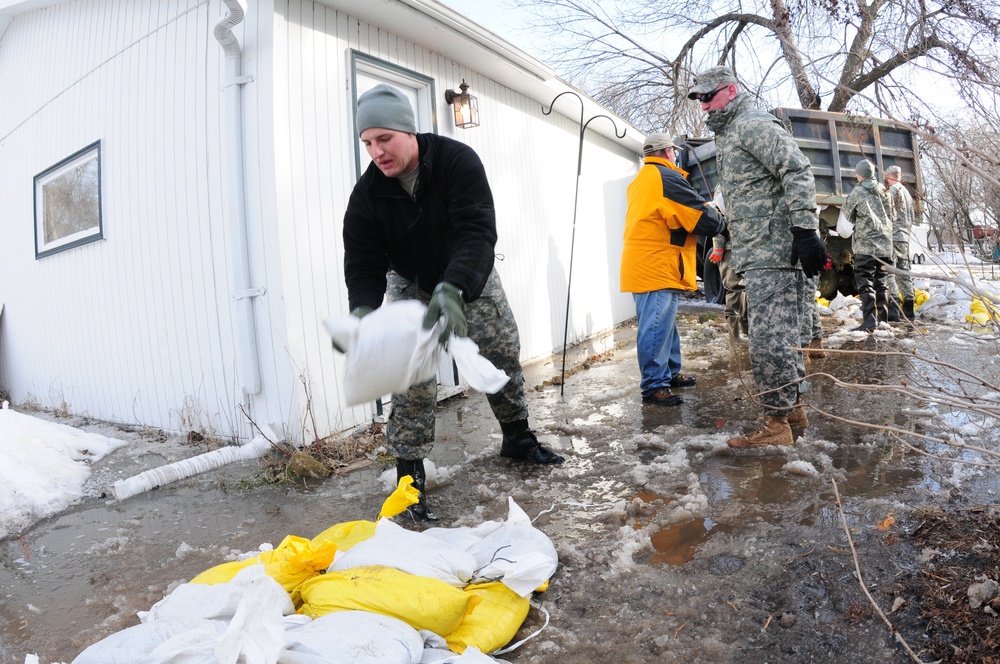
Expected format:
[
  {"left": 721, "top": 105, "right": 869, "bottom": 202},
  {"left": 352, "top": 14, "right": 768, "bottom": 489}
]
[
  {"left": 255, "top": 421, "right": 391, "bottom": 483},
  {"left": 898, "top": 505, "right": 1000, "bottom": 662}
]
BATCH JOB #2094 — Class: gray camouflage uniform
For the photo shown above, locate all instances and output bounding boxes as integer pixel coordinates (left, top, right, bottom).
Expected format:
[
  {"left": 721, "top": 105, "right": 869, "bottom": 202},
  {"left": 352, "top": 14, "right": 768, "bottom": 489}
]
[
  {"left": 843, "top": 177, "right": 894, "bottom": 322},
  {"left": 706, "top": 94, "right": 817, "bottom": 414},
  {"left": 886, "top": 180, "right": 916, "bottom": 301}
]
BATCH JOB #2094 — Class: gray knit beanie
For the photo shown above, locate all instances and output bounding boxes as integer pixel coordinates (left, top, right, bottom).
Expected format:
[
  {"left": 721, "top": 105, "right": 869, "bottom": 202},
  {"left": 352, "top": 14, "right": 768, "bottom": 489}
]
[
  {"left": 855, "top": 159, "right": 875, "bottom": 179},
  {"left": 356, "top": 84, "right": 417, "bottom": 136}
]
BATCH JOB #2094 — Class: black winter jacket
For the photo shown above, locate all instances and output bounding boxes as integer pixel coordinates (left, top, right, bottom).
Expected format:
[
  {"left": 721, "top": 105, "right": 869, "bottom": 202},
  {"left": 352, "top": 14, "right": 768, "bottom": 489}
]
[{"left": 343, "top": 133, "right": 498, "bottom": 311}]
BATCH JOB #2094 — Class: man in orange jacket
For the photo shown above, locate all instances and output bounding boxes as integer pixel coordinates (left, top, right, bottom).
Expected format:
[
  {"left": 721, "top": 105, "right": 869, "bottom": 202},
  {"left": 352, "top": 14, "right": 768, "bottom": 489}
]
[{"left": 621, "top": 134, "right": 725, "bottom": 406}]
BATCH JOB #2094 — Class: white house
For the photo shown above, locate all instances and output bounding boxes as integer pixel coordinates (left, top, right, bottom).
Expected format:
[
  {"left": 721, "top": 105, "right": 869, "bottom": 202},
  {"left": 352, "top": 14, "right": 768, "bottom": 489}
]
[{"left": 0, "top": 0, "right": 642, "bottom": 445}]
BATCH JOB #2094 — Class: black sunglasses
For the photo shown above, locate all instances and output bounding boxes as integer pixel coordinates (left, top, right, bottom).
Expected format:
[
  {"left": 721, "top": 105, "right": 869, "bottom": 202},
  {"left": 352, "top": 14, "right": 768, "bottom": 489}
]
[{"left": 698, "top": 85, "right": 728, "bottom": 103}]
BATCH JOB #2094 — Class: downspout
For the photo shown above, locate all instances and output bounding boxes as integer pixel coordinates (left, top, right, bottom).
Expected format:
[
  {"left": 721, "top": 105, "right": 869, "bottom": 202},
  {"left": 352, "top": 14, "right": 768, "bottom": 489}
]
[{"left": 214, "top": 0, "right": 262, "bottom": 396}]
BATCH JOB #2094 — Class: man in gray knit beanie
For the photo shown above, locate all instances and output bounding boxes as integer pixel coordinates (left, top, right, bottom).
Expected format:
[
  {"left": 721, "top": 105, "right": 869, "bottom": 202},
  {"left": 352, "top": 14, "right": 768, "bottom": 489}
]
[{"left": 342, "top": 82, "right": 565, "bottom": 521}]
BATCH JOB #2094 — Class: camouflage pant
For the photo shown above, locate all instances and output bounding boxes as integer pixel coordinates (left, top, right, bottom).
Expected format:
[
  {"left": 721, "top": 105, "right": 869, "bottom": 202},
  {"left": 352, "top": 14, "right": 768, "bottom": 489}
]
[
  {"left": 886, "top": 239, "right": 915, "bottom": 300},
  {"left": 799, "top": 274, "right": 822, "bottom": 346},
  {"left": 384, "top": 269, "right": 528, "bottom": 460},
  {"left": 744, "top": 269, "right": 806, "bottom": 414}
]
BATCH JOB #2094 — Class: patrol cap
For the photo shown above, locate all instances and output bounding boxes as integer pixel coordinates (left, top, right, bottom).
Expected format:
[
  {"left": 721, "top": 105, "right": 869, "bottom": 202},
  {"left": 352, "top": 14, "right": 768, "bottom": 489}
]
[
  {"left": 643, "top": 133, "right": 681, "bottom": 155},
  {"left": 885, "top": 165, "right": 902, "bottom": 176},
  {"left": 855, "top": 159, "right": 875, "bottom": 179},
  {"left": 687, "top": 66, "right": 738, "bottom": 99}
]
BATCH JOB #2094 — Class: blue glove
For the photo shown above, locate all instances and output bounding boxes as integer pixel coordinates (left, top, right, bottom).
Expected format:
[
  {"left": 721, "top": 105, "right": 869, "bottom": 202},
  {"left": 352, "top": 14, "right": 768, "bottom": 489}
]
[
  {"left": 422, "top": 282, "right": 467, "bottom": 344},
  {"left": 331, "top": 306, "right": 373, "bottom": 353}
]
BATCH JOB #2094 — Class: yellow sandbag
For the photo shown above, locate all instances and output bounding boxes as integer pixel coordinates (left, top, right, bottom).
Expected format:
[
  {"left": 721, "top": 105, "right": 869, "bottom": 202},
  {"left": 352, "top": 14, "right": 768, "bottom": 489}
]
[
  {"left": 965, "top": 297, "right": 998, "bottom": 326},
  {"left": 379, "top": 476, "right": 420, "bottom": 519},
  {"left": 189, "top": 535, "right": 335, "bottom": 598},
  {"left": 298, "top": 565, "right": 477, "bottom": 636},
  {"left": 310, "top": 519, "right": 377, "bottom": 552},
  {"left": 189, "top": 555, "right": 264, "bottom": 585},
  {"left": 263, "top": 535, "right": 336, "bottom": 604},
  {"left": 816, "top": 297, "right": 830, "bottom": 307},
  {"left": 445, "top": 582, "right": 530, "bottom": 655}
]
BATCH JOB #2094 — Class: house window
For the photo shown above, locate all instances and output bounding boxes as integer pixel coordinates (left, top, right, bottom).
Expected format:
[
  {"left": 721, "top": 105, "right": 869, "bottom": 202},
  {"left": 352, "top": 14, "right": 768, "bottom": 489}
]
[
  {"left": 34, "top": 141, "right": 104, "bottom": 259},
  {"left": 349, "top": 51, "right": 436, "bottom": 180}
]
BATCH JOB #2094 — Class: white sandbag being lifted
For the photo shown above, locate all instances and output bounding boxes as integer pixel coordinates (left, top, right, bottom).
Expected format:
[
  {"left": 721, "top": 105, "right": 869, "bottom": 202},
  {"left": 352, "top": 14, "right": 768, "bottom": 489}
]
[{"left": 324, "top": 300, "right": 509, "bottom": 406}]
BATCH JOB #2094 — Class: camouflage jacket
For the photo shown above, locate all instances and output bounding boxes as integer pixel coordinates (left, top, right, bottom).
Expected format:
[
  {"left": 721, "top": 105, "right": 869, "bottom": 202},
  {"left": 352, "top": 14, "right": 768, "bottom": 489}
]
[
  {"left": 843, "top": 179, "right": 893, "bottom": 258},
  {"left": 888, "top": 181, "right": 915, "bottom": 242},
  {"left": 705, "top": 94, "right": 818, "bottom": 273}
]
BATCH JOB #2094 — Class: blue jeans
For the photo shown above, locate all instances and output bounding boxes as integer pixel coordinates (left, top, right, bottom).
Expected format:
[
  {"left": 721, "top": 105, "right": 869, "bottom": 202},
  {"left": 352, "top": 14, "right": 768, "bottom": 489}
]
[{"left": 633, "top": 289, "right": 681, "bottom": 397}]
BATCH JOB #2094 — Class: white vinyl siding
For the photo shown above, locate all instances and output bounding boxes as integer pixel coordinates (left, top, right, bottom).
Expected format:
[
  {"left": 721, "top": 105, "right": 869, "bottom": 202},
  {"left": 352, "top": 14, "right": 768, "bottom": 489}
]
[{"left": 0, "top": 0, "right": 638, "bottom": 445}]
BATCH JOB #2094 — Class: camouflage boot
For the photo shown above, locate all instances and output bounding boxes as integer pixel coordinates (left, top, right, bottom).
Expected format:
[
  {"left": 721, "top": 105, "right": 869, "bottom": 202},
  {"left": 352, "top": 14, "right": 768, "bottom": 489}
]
[{"left": 727, "top": 415, "right": 794, "bottom": 449}]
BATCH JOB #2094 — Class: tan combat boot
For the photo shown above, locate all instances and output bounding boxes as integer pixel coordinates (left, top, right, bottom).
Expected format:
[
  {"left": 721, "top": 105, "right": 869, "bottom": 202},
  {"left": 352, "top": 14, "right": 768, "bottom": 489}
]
[
  {"left": 806, "top": 338, "right": 826, "bottom": 359},
  {"left": 727, "top": 415, "right": 794, "bottom": 449},
  {"left": 786, "top": 405, "right": 809, "bottom": 428}
]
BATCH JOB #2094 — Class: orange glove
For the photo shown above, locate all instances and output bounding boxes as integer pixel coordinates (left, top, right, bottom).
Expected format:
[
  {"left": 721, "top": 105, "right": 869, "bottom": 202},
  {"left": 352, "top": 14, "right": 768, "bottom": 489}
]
[{"left": 708, "top": 248, "right": 725, "bottom": 264}]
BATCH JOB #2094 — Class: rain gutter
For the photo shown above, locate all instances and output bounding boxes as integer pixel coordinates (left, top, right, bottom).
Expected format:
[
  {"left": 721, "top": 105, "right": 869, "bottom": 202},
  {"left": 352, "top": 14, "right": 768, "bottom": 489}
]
[{"left": 214, "top": 0, "right": 262, "bottom": 395}]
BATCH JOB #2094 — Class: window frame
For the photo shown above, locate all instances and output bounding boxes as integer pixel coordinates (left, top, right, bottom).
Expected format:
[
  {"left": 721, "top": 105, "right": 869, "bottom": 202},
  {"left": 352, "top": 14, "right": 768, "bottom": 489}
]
[{"left": 34, "top": 140, "right": 105, "bottom": 259}]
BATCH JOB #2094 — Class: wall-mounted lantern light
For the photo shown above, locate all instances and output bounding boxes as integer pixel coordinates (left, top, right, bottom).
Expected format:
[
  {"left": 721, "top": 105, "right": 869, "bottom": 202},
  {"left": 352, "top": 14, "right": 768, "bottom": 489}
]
[{"left": 444, "top": 79, "right": 480, "bottom": 129}]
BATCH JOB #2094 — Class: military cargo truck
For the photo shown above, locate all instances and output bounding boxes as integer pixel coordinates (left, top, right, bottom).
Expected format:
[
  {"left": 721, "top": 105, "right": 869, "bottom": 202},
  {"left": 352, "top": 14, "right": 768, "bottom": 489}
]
[{"left": 678, "top": 108, "right": 925, "bottom": 300}]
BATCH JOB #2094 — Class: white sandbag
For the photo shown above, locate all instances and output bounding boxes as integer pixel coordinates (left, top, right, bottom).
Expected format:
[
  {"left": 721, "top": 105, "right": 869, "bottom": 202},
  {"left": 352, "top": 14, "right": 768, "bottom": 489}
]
[
  {"left": 213, "top": 566, "right": 291, "bottom": 664},
  {"left": 425, "top": 498, "right": 558, "bottom": 597},
  {"left": 448, "top": 336, "right": 509, "bottom": 394},
  {"left": 323, "top": 301, "right": 508, "bottom": 406},
  {"left": 72, "top": 618, "right": 227, "bottom": 664},
  {"left": 281, "top": 611, "right": 424, "bottom": 664},
  {"left": 140, "top": 564, "right": 295, "bottom": 624},
  {"left": 834, "top": 208, "right": 853, "bottom": 238},
  {"left": 329, "top": 517, "right": 477, "bottom": 587},
  {"left": 324, "top": 301, "right": 440, "bottom": 406},
  {"left": 420, "top": 646, "right": 506, "bottom": 663}
]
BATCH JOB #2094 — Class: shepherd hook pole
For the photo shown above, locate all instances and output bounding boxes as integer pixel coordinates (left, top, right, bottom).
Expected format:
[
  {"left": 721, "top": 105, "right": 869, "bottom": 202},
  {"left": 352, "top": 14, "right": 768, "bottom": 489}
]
[{"left": 542, "top": 93, "right": 626, "bottom": 396}]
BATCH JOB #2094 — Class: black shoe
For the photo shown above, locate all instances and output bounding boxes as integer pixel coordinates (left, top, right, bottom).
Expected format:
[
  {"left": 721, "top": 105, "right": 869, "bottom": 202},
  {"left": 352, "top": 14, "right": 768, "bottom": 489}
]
[
  {"left": 669, "top": 374, "right": 697, "bottom": 388},
  {"left": 851, "top": 319, "right": 877, "bottom": 332},
  {"left": 395, "top": 458, "right": 439, "bottom": 522},
  {"left": 500, "top": 420, "right": 564, "bottom": 464},
  {"left": 642, "top": 388, "right": 683, "bottom": 406}
]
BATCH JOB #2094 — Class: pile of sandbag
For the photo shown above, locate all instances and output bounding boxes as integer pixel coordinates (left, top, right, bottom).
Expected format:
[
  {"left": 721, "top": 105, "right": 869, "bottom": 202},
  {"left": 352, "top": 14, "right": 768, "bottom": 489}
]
[{"left": 72, "top": 483, "right": 557, "bottom": 664}]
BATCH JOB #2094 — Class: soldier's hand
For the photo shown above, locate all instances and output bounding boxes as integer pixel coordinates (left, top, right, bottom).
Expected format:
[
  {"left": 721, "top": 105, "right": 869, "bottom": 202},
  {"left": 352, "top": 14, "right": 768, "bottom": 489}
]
[
  {"left": 422, "top": 282, "right": 467, "bottom": 344},
  {"left": 708, "top": 248, "right": 725, "bottom": 264},
  {"left": 790, "top": 228, "right": 828, "bottom": 278}
]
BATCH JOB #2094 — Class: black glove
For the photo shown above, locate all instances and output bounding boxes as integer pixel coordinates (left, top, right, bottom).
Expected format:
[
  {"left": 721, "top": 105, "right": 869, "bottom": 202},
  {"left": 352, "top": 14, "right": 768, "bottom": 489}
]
[
  {"left": 422, "top": 282, "right": 467, "bottom": 344},
  {"left": 790, "top": 227, "right": 828, "bottom": 278},
  {"left": 331, "top": 306, "right": 373, "bottom": 353}
]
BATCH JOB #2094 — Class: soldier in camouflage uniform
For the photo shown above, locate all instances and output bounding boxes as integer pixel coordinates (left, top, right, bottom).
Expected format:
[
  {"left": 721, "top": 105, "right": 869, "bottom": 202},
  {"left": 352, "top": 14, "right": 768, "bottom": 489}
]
[
  {"left": 842, "top": 159, "right": 894, "bottom": 332},
  {"left": 884, "top": 165, "right": 916, "bottom": 320},
  {"left": 342, "top": 84, "right": 563, "bottom": 521},
  {"left": 689, "top": 66, "right": 828, "bottom": 449}
]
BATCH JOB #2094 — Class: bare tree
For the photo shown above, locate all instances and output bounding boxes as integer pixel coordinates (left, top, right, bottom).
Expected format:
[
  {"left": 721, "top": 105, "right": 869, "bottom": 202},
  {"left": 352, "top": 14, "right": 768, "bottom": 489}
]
[{"left": 512, "top": 0, "right": 1000, "bottom": 133}]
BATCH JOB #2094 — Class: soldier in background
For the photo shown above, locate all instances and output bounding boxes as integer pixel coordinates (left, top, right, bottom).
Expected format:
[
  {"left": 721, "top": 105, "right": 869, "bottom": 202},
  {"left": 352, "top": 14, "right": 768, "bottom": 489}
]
[
  {"left": 843, "top": 159, "right": 894, "bottom": 332},
  {"left": 884, "top": 165, "right": 917, "bottom": 321},
  {"left": 688, "top": 66, "right": 828, "bottom": 449}
]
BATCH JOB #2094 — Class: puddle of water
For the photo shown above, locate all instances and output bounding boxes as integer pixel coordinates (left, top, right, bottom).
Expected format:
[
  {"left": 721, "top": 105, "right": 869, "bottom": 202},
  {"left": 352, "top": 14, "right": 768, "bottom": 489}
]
[{"left": 649, "top": 517, "right": 719, "bottom": 565}]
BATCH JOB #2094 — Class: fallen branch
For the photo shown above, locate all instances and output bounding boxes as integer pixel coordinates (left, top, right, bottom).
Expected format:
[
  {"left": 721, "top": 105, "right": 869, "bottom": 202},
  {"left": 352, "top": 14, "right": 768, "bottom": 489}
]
[{"left": 831, "top": 479, "right": 926, "bottom": 663}]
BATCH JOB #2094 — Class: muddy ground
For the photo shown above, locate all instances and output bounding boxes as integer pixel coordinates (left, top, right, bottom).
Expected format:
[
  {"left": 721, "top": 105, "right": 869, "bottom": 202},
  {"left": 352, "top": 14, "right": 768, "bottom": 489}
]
[{"left": 2, "top": 299, "right": 999, "bottom": 664}]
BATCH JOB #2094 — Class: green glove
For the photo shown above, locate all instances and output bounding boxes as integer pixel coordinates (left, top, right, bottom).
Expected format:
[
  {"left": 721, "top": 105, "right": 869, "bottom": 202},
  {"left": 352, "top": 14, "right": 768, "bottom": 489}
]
[
  {"left": 422, "top": 282, "right": 467, "bottom": 344},
  {"left": 331, "top": 306, "right": 374, "bottom": 353}
]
